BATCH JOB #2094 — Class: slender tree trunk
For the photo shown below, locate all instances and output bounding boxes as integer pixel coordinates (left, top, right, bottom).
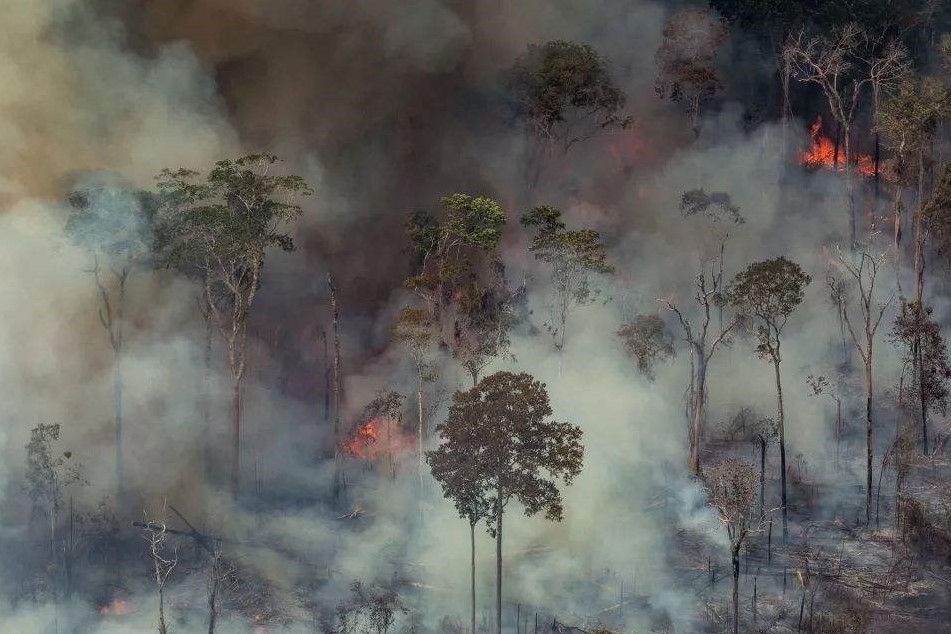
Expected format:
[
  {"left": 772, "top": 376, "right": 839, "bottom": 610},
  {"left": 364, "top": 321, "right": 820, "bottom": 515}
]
[
  {"left": 689, "top": 349, "right": 707, "bottom": 476},
  {"left": 773, "top": 353, "right": 788, "bottom": 542},
  {"left": 231, "top": 377, "right": 241, "bottom": 497},
  {"left": 844, "top": 126, "right": 856, "bottom": 251},
  {"left": 417, "top": 364, "right": 424, "bottom": 497},
  {"left": 759, "top": 437, "right": 766, "bottom": 518},
  {"left": 203, "top": 311, "right": 213, "bottom": 466},
  {"left": 864, "top": 355, "right": 873, "bottom": 525},
  {"left": 158, "top": 584, "right": 168, "bottom": 634},
  {"left": 114, "top": 279, "right": 126, "bottom": 504},
  {"left": 471, "top": 521, "right": 477, "bottom": 634},
  {"left": 329, "top": 274, "right": 343, "bottom": 499},
  {"left": 114, "top": 346, "right": 123, "bottom": 504},
  {"left": 495, "top": 502, "right": 503, "bottom": 634},
  {"left": 732, "top": 543, "right": 741, "bottom": 634}
]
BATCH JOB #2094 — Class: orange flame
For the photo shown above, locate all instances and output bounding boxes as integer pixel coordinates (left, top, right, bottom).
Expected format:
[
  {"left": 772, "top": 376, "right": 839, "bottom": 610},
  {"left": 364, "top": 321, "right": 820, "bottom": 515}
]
[
  {"left": 799, "top": 115, "right": 875, "bottom": 177},
  {"left": 342, "top": 418, "right": 414, "bottom": 461},
  {"left": 99, "top": 599, "right": 132, "bottom": 616},
  {"left": 343, "top": 420, "right": 380, "bottom": 458}
]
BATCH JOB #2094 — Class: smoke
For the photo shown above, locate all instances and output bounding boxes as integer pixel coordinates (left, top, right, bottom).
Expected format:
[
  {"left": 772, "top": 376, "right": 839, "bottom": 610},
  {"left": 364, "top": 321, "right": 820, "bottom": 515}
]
[{"left": 0, "top": 0, "right": 921, "bottom": 631}]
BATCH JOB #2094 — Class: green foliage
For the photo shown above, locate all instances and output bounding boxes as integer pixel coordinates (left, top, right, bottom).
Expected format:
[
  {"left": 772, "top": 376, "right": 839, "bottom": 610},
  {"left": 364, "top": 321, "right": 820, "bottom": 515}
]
[
  {"left": 25, "top": 423, "right": 84, "bottom": 517},
  {"left": 404, "top": 194, "right": 506, "bottom": 296},
  {"left": 65, "top": 180, "right": 157, "bottom": 266},
  {"left": 727, "top": 257, "right": 811, "bottom": 359},
  {"left": 924, "top": 163, "right": 951, "bottom": 264},
  {"left": 428, "top": 371, "right": 584, "bottom": 533},
  {"left": 509, "top": 40, "right": 631, "bottom": 150},
  {"left": 617, "top": 314, "right": 676, "bottom": 381},
  {"left": 522, "top": 206, "right": 614, "bottom": 348},
  {"left": 878, "top": 77, "right": 951, "bottom": 160},
  {"left": 890, "top": 300, "right": 951, "bottom": 416},
  {"left": 155, "top": 153, "right": 311, "bottom": 280}
]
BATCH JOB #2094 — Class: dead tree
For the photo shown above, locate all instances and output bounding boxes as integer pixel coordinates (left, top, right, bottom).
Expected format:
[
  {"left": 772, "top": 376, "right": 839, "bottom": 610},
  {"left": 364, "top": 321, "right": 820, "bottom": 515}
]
[
  {"left": 831, "top": 243, "right": 894, "bottom": 525},
  {"left": 140, "top": 503, "right": 178, "bottom": 634},
  {"left": 328, "top": 273, "right": 344, "bottom": 500},
  {"left": 704, "top": 459, "right": 761, "bottom": 634}
]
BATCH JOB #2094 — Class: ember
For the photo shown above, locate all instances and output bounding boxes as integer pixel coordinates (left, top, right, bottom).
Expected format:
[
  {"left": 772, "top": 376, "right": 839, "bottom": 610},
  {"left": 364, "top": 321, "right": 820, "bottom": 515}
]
[
  {"left": 99, "top": 599, "right": 132, "bottom": 616},
  {"left": 799, "top": 115, "right": 875, "bottom": 176},
  {"left": 343, "top": 420, "right": 380, "bottom": 458}
]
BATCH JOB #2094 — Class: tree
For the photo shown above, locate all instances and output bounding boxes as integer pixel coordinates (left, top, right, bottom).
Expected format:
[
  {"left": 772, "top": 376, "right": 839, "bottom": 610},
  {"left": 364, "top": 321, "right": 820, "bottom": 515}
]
[
  {"left": 879, "top": 78, "right": 951, "bottom": 297},
  {"left": 660, "top": 190, "right": 744, "bottom": 475},
  {"left": 404, "top": 193, "right": 509, "bottom": 370},
  {"left": 140, "top": 503, "right": 178, "bottom": 634},
  {"left": 655, "top": 9, "right": 729, "bottom": 137},
  {"left": 521, "top": 206, "right": 614, "bottom": 356},
  {"left": 25, "top": 423, "right": 84, "bottom": 558},
  {"left": 785, "top": 23, "right": 906, "bottom": 249},
  {"left": 426, "top": 412, "right": 492, "bottom": 634},
  {"left": 727, "top": 257, "right": 811, "bottom": 540},
  {"left": 155, "top": 154, "right": 312, "bottom": 497},
  {"left": 617, "top": 314, "right": 676, "bottom": 381},
  {"left": 703, "top": 459, "right": 760, "bottom": 634},
  {"left": 432, "top": 372, "right": 584, "bottom": 634},
  {"left": 392, "top": 307, "right": 436, "bottom": 496},
  {"left": 65, "top": 181, "right": 155, "bottom": 502},
  {"left": 890, "top": 300, "right": 951, "bottom": 455},
  {"left": 509, "top": 40, "right": 631, "bottom": 189},
  {"left": 829, "top": 245, "right": 894, "bottom": 524}
]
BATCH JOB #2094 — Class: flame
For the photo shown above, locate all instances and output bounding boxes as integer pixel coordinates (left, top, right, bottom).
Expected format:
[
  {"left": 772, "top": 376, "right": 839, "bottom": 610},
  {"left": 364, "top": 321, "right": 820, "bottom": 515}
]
[
  {"left": 342, "top": 418, "right": 414, "bottom": 461},
  {"left": 799, "top": 115, "right": 875, "bottom": 177},
  {"left": 99, "top": 599, "right": 132, "bottom": 616},
  {"left": 343, "top": 420, "right": 380, "bottom": 458}
]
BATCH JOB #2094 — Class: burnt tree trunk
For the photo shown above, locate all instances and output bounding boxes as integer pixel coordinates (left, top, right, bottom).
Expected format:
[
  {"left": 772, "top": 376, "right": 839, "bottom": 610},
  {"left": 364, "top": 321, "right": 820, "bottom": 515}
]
[{"left": 773, "top": 352, "right": 788, "bottom": 542}]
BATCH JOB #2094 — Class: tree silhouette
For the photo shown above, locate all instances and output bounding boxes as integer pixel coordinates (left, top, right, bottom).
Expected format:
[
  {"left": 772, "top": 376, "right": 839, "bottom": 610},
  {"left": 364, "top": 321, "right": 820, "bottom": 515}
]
[
  {"left": 156, "top": 154, "right": 311, "bottom": 497},
  {"left": 430, "top": 371, "right": 583, "bottom": 634},
  {"left": 727, "top": 257, "right": 811, "bottom": 541}
]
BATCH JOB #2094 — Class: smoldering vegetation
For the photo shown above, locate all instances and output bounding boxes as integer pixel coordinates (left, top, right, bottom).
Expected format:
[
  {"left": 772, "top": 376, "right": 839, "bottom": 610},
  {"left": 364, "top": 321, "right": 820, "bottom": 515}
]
[{"left": 4, "top": 0, "right": 951, "bottom": 633}]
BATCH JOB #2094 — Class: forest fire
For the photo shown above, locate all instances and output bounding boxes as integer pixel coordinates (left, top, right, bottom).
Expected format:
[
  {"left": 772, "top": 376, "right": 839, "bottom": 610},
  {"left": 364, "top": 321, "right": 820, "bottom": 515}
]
[
  {"left": 799, "top": 116, "right": 875, "bottom": 176},
  {"left": 343, "top": 420, "right": 381, "bottom": 458},
  {"left": 342, "top": 417, "right": 414, "bottom": 463},
  {"left": 98, "top": 599, "right": 132, "bottom": 616}
]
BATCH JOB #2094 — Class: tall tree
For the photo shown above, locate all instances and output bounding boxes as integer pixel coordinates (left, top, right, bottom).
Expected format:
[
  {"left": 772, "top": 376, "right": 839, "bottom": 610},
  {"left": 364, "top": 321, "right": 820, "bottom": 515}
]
[
  {"left": 426, "top": 417, "right": 492, "bottom": 634},
  {"left": 654, "top": 9, "right": 729, "bottom": 138},
  {"left": 432, "top": 371, "right": 583, "bottom": 634},
  {"left": 879, "top": 77, "right": 951, "bottom": 298},
  {"left": 703, "top": 459, "right": 760, "bottom": 634},
  {"left": 521, "top": 206, "right": 614, "bottom": 357},
  {"left": 727, "top": 257, "right": 811, "bottom": 541},
  {"left": 25, "top": 423, "right": 84, "bottom": 558},
  {"left": 660, "top": 189, "right": 744, "bottom": 475},
  {"left": 65, "top": 182, "right": 155, "bottom": 502},
  {"left": 830, "top": 245, "right": 894, "bottom": 524},
  {"left": 890, "top": 300, "right": 951, "bottom": 455},
  {"left": 155, "top": 154, "right": 312, "bottom": 497},
  {"left": 509, "top": 40, "right": 631, "bottom": 190},
  {"left": 392, "top": 307, "right": 436, "bottom": 496}
]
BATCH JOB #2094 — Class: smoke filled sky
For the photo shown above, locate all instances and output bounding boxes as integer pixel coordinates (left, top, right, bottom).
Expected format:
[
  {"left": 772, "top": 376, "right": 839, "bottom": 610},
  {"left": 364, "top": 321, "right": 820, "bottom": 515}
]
[{"left": 1, "top": 0, "right": 935, "bottom": 632}]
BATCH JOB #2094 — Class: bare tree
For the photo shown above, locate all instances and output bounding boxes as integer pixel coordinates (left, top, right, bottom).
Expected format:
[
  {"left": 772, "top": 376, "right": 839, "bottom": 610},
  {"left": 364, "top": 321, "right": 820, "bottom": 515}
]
[
  {"left": 660, "top": 190, "right": 744, "bottom": 475},
  {"left": 830, "top": 244, "right": 894, "bottom": 524},
  {"left": 65, "top": 183, "right": 154, "bottom": 502},
  {"left": 392, "top": 308, "right": 436, "bottom": 497},
  {"left": 141, "top": 503, "right": 179, "bottom": 634},
  {"left": 703, "top": 459, "right": 761, "bottom": 634},
  {"left": 206, "top": 542, "right": 234, "bottom": 634},
  {"left": 785, "top": 24, "right": 906, "bottom": 249}
]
